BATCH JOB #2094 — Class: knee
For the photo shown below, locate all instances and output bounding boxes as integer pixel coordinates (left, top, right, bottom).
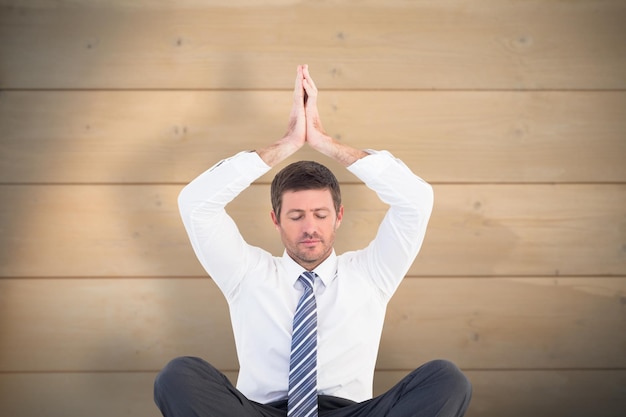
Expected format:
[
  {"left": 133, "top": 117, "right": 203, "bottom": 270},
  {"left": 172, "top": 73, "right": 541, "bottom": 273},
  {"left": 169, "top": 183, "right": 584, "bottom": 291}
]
[
  {"left": 425, "top": 359, "right": 472, "bottom": 399},
  {"left": 399, "top": 360, "right": 472, "bottom": 415},
  {"left": 154, "top": 356, "right": 207, "bottom": 394},
  {"left": 155, "top": 357, "right": 187, "bottom": 392}
]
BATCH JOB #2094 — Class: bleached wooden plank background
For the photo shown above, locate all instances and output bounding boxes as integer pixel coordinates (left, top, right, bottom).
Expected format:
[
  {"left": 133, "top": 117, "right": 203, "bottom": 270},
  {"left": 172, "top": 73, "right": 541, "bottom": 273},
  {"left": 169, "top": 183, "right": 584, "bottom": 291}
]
[{"left": 1, "top": 1, "right": 625, "bottom": 416}]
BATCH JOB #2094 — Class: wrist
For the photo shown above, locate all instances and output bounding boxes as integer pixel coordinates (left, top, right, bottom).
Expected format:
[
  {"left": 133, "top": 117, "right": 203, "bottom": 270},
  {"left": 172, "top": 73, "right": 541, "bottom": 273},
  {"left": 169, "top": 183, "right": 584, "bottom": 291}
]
[
  {"left": 312, "top": 135, "right": 367, "bottom": 167},
  {"left": 257, "top": 136, "right": 302, "bottom": 167}
]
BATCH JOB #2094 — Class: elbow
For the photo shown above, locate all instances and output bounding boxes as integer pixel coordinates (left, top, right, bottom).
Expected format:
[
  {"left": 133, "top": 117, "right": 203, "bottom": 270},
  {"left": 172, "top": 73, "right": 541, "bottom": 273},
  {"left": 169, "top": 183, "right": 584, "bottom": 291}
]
[
  {"left": 177, "top": 183, "right": 195, "bottom": 220},
  {"left": 425, "top": 182, "right": 434, "bottom": 215},
  {"left": 415, "top": 180, "right": 434, "bottom": 219}
]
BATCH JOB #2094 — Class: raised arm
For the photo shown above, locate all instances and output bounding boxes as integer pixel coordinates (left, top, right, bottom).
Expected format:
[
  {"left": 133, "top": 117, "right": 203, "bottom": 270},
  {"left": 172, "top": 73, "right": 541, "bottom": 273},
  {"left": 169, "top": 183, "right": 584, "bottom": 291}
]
[
  {"left": 301, "top": 65, "right": 369, "bottom": 166},
  {"left": 259, "top": 64, "right": 368, "bottom": 168},
  {"left": 297, "top": 65, "right": 434, "bottom": 296},
  {"left": 256, "top": 66, "right": 307, "bottom": 167}
]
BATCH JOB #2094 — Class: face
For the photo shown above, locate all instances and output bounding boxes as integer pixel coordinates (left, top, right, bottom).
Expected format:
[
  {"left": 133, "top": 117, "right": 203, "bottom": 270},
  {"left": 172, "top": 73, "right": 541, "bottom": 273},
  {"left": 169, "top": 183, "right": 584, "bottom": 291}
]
[{"left": 271, "top": 188, "right": 343, "bottom": 271}]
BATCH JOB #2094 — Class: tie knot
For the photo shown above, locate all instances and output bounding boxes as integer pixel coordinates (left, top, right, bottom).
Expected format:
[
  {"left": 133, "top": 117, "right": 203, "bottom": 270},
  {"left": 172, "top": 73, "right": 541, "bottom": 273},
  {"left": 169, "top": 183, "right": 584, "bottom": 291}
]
[{"left": 299, "top": 271, "right": 316, "bottom": 290}]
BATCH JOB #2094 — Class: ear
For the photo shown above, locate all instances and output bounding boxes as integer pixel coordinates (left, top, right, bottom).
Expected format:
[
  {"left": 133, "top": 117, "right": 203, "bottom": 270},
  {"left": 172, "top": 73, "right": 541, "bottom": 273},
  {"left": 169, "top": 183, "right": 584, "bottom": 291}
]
[
  {"left": 270, "top": 210, "right": 280, "bottom": 229},
  {"left": 335, "top": 205, "right": 344, "bottom": 228}
]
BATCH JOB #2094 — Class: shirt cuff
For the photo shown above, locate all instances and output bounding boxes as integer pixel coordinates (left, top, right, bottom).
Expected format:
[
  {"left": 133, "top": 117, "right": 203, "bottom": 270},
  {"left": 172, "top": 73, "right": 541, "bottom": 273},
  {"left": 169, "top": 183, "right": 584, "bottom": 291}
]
[
  {"left": 347, "top": 149, "right": 396, "bottom": 183},
  {"left": 228, "top": 150, "right": 272, "bottom": 180}
]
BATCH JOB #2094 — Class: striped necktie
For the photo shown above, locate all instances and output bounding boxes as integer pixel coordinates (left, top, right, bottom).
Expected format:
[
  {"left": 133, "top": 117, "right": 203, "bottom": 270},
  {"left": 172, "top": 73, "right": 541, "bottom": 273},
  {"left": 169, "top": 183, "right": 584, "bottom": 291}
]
[{"left": 288, "top": 271, "right": 318, "bottom": 417}]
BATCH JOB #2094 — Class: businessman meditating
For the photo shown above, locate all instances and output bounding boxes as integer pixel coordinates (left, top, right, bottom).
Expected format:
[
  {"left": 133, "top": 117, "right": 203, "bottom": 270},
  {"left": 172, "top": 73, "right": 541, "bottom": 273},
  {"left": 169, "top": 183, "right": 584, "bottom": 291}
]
[{"left": 154, "top": 65, "right": 472, "bottom": 417}]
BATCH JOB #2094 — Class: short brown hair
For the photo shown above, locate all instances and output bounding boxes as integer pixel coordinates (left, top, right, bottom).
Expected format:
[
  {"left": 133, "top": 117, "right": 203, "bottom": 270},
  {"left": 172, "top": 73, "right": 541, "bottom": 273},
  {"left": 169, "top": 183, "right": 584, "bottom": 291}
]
[{"left": 271, "top": 161, "right": 342, "bottom": 220}]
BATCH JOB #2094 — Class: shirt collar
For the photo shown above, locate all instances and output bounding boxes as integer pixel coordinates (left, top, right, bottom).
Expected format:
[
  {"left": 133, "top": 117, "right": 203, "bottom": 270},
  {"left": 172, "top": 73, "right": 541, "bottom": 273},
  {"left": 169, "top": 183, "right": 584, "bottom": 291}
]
[{"left": 281, "top": 249, "right": 338, "bottom": 288}]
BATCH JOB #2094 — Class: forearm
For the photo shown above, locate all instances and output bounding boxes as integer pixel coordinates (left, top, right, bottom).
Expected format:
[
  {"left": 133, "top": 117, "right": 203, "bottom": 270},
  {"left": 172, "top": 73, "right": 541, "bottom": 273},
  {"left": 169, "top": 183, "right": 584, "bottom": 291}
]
[
  {"left": 300, "top": 65, "right": 368, "bottom": 166},
  {"left": 256, "top": 136, "right": 302, "bottom": 167},
  {"left": 350, "top": 150, "right": 433, "bottom": 210},
  {"left": 257, "top": 65, "right": 307, "bottom": 167},
  {"left": 179, "top": 151, "right": 269, "bottom": 222},
  {"left": 311, "top": 135, "right": 369, "bottom": 167},
  {"left": 256, "top": 133, "right": 368, "bottom": 168}
]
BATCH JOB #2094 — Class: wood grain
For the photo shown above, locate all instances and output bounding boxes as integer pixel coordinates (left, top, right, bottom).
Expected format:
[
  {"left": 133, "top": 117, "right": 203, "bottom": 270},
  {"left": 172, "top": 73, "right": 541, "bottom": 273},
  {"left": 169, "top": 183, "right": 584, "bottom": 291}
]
[
  {"left": 1, "top": 91, "right": 625, "bottom": 184},
  {"left": 1, "top": 277, "right": 623, "bottom": 372},
  {"left": 1, "top": 184, "right": 624, "bottom": 277},
  {"left": 1, "top": 2, "right": 624, "bottom": 416},
  {"left": 1, "top": 1, "right": 624, "bottom": 89}
]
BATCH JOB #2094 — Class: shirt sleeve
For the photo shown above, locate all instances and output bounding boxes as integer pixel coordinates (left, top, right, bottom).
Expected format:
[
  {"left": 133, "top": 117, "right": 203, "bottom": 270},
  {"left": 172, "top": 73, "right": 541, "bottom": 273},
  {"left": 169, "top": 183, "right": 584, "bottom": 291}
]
[
  {"left": 346, "top": 150, "right": 434, "bottom": 298},
  {"left": 178, "top": 151, "right": 271, "bottom": 300}
]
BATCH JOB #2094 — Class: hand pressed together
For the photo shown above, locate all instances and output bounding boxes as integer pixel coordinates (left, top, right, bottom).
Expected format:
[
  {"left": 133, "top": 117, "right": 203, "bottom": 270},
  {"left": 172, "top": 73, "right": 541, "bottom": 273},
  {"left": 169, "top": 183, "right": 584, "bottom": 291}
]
[{"left": 258, "top": 65, "right": 367, "bottom": 167}]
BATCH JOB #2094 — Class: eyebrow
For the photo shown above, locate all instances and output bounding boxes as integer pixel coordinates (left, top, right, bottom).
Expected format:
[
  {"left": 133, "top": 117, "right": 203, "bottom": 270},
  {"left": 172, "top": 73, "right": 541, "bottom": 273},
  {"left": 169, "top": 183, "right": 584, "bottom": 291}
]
[{"left": 286, "top": 208, "right": 331, "bottom": 214}]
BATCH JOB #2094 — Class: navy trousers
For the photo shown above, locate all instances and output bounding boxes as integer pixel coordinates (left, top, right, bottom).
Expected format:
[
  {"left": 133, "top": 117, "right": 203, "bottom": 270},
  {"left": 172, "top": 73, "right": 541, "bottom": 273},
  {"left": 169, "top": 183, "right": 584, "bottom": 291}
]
[{"left": 154, "top": 356, "right": 472, "bottom": 417}]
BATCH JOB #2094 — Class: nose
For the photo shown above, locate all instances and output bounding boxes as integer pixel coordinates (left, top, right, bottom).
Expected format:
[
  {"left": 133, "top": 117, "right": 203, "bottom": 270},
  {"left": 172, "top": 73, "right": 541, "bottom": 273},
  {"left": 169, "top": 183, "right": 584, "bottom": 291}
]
[{"left": 301, "top": 214, "right": 317, "bottom": 236}]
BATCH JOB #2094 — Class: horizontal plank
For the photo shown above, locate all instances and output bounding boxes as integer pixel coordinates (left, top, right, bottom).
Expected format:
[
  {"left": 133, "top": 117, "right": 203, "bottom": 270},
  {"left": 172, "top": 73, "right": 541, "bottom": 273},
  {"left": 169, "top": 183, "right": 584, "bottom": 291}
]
[
  {"left": 421, "top": 184, "right": 626, "bottom": 277},
  {"left": 0, "top": 278, "right": 235, "bottom": 371},
  {"left": 0, "top": 184, "right": 624, "bottom": 277},
  {"left": 380, "top": 277, "right": 626, "bottom": 369},
  {"left": 0, "top": 277, "right": 624, "bottom": 372},
  {"left": 0, "top": 370, "right": 625, "bottom": 417},
  {"left": 1, "top": 1, "right": 625, "bottom": 89},
  {"left": 1, "top": 91, "right": 625, "bottom": 184},
  {"left": 0, "top": 372, "right": 162, "bottom": 417}
]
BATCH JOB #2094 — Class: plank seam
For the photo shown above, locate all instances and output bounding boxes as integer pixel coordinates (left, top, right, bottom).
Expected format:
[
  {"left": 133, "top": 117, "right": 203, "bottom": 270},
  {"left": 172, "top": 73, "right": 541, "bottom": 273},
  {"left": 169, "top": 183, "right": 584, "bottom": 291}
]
[
  {"left": 2, "top": 88, "right": 626, "bottom": 93},
  {"left": 1, "top": 182, "right": 625, "bottom": 186},
  {"left": 2, "top": 368, "right": 626, "bottom": 374},
  {"left": 1, "top": 275, "right": 625, "bottom": 280}
]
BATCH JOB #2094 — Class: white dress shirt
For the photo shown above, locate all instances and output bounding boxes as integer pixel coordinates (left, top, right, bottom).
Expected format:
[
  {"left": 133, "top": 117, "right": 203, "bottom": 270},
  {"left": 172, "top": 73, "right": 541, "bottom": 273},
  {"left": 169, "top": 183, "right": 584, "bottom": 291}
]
[{"left": 178, "top": 150, "right": 434, "bottom": 404}]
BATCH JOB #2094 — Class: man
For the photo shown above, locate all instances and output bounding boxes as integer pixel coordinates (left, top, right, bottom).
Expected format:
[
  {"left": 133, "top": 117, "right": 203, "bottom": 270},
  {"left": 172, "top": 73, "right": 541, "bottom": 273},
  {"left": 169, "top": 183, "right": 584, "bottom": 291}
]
[{"left": 155, "top": 65, "right": 472, "bottom": 417}]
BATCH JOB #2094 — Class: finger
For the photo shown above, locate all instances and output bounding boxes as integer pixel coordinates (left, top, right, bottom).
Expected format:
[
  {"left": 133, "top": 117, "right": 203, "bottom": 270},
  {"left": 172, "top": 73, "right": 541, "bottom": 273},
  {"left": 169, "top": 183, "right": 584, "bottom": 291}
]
[
  {"left": 303, "top": 78, "right": 318, "bottom": 107},
  {"left": 302, "top": 65, "right": 318, "bottom": 92},
  {"left": 293, "top": 65, "right": 304, "bottom": 101}
]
